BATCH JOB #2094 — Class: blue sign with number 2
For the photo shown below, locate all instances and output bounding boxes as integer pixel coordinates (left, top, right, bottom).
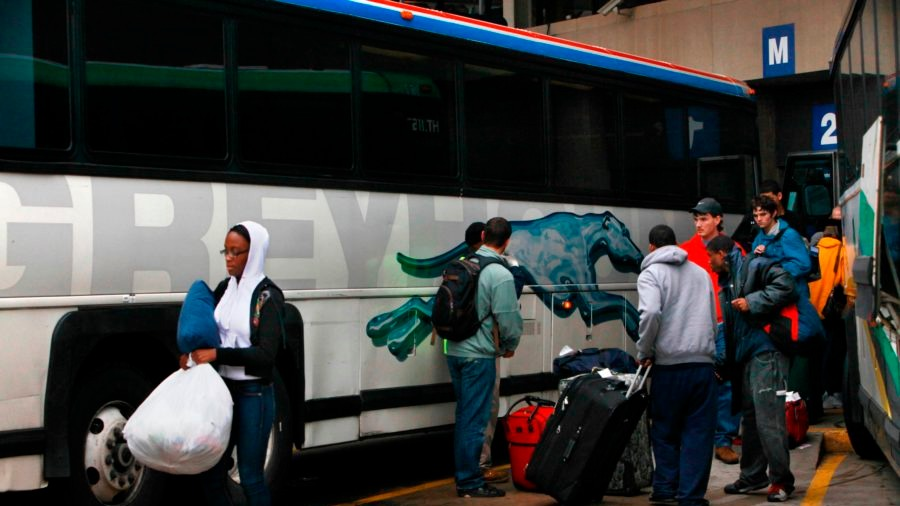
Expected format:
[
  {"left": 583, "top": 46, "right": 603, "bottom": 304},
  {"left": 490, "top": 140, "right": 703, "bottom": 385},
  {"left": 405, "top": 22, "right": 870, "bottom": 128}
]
[{"left": 812, "top": 104, "right": 837, "bottom": 151}]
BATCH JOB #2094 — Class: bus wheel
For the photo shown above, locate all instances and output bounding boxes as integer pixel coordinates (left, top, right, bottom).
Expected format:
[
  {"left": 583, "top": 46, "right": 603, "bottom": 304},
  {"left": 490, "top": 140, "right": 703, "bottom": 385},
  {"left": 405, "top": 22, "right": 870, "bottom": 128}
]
[
  {"left": 842, "top": 363, "right": 884, "bottom": 460},
  {"left": 68, "top": 368, "right": 168, "bottom": 506},
  {"left": 224, "top": 372, "right": 293, "bottom": 504}
]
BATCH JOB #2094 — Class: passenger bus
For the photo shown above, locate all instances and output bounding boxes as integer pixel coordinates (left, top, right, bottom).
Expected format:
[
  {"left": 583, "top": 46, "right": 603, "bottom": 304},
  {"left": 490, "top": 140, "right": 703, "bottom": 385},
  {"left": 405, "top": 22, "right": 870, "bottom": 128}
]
[
  {"left": 0, "top": 0, "right": 759, "bottom": 503},
  {"left": 832, "top": 0, "right": 900, "bottom": 477}
]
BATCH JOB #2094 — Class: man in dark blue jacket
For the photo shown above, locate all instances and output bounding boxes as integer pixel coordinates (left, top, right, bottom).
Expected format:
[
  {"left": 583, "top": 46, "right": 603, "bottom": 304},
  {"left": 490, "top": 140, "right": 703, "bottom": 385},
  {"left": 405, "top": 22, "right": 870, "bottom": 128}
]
[{"left": 707, "top": 235, "right": 797, "bottom": 503}]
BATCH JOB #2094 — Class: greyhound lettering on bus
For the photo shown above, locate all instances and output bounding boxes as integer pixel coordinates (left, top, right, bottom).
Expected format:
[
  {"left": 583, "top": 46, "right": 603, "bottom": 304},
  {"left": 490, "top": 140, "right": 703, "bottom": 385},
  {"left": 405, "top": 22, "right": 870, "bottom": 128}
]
[{"left": 0, "top": 173, "right": 679, "bottom": 365}]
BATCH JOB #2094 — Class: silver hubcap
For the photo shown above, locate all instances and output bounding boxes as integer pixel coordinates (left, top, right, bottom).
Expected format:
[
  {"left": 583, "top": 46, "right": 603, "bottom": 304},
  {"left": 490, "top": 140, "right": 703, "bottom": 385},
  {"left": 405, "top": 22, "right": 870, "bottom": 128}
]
[{"left": 83, "top": 404, "right": 144, "bottom": 503}]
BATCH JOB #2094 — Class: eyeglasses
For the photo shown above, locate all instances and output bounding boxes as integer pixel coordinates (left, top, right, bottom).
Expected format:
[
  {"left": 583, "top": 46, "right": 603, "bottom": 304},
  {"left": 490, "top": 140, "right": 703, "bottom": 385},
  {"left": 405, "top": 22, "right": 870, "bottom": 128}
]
[{"left": 219, "top": 248, "right": 249, "bottom": 259}]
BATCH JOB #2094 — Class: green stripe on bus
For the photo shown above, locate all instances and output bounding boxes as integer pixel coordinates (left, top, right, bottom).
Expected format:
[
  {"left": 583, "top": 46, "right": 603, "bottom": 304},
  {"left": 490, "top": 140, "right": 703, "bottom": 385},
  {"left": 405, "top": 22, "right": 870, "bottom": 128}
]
[
  {"left": 873, "top": 325, "right": 900, "bottom": 402},
  {"left": 2, "top": 55, "right": 440, "bottom": 96},
  {"left": 859, "top": 192, "right": 876, "bottom": 257}
]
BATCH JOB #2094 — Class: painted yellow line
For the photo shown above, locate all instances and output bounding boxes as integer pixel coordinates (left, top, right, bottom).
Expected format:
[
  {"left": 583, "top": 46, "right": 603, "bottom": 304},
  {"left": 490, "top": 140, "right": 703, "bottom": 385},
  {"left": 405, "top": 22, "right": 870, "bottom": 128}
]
[
  {"left": 343, "top": 465, "right": 511, "bottom": 505},
  {"left": 801, "top": 453, "right": 847, "bottom": 506},
  {"left": 340, "top": 477, "right": 456, "bottom": 505}
]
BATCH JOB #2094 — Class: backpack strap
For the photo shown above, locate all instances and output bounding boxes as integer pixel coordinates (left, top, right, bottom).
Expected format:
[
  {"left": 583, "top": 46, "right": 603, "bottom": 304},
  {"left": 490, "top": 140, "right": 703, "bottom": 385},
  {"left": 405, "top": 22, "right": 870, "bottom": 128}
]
[
  {"left": 472, "top": 254, "right": 507, "bottom": 354},
  {"left": 255, "top": 278, "right": 288, "bottom": 349},
  {"left": 471, "top": 253, "right": 509, "bottom": 272},
  {"left": 832, "top": 243, "right": 843, "bottom": 275}
]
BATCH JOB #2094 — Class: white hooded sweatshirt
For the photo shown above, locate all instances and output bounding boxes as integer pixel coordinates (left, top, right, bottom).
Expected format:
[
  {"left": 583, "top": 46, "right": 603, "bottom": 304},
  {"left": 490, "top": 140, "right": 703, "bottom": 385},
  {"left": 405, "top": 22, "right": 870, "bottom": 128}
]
[{"left": 214, "top": 221, "right": 269, "bottom": 380}]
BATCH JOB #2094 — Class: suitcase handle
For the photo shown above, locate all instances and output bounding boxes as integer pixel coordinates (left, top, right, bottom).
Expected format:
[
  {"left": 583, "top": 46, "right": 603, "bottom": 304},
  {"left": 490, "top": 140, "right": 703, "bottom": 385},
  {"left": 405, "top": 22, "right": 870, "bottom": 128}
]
[
  {"left": 505, "top": 395, "right": 555, "bottom": 419},
  {"left": 625, "top": 364, "right": 651, "bottom": 399}
]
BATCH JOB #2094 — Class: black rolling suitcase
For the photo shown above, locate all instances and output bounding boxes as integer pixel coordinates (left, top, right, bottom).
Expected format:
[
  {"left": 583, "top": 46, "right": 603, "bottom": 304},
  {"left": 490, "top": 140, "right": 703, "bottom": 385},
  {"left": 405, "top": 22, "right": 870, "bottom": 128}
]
[{"left": 525, "top": 365, "right": 650, "bottom": 505}]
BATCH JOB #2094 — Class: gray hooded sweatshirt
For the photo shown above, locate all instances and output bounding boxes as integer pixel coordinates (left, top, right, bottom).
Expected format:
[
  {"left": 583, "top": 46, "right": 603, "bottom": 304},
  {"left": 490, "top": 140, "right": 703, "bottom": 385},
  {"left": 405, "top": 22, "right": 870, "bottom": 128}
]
[{"left": 636, "top": 245, "right": 716, "bottom": 366}]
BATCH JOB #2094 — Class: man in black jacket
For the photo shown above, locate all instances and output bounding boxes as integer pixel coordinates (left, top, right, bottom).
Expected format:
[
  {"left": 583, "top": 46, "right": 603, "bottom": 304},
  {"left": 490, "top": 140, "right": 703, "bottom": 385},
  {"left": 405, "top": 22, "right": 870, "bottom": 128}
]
[{"left": 707, "top": 235, "right": 797, "bottom": 503}]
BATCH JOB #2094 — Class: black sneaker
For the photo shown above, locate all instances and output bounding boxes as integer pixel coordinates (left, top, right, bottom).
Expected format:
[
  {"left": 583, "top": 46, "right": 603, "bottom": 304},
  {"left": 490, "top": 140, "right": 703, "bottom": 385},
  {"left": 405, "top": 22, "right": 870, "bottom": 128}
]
[
  {"left": 457, "top": 484, "right": 506, "bottom": 498},
  {"left": 649, "top": 494, "right": 678, "bottom": 504},
  {"left": 724, "top": 477, "right": 769, "bottom": 494}
]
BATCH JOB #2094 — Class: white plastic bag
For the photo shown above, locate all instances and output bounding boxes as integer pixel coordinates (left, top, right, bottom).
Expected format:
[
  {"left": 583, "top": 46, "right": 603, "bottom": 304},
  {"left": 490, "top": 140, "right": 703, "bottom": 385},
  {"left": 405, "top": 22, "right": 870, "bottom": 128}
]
[{"left": 124, "top": 363, "right": 233, "bottom": 475}]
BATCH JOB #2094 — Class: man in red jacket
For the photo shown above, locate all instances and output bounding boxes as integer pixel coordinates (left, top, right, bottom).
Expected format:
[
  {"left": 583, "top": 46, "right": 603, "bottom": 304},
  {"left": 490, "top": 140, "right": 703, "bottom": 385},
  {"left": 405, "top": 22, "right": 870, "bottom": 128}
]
[{"left": 681, "top": 197, "right": 742, "bottom": 465}]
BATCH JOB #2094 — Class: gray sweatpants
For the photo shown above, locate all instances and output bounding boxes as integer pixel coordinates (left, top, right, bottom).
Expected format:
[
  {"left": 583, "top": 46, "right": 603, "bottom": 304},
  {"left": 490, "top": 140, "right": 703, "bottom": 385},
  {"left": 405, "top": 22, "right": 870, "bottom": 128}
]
[{"left": 739, "top": 350, "right": 795, "bottom": 488}]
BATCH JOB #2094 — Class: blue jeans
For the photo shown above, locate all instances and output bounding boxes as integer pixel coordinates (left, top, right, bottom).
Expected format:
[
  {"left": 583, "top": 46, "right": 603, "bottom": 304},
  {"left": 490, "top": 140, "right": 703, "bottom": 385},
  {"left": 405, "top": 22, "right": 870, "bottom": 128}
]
[
  {"left": 649, "top": 363, "right": 717, "bottom": 506},
  {"left": 201, "top": 380, "right": 275, "bottom": 506},
  {"left": 715, "top": 381, "right": 741, "bottom": 447},
  {"left": 446, "top": 355, "right": 496, "bottom": 490}
]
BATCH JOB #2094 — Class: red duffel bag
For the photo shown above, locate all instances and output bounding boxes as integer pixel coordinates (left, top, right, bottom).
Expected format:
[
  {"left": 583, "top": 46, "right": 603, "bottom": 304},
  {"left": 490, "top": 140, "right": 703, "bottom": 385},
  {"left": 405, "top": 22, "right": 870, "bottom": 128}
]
[
  {"left": 785, "top": 392, "right": 809, "bottom": 449},
  {"left": 503, "top": 395, "right": 555, "bottom": 490}
]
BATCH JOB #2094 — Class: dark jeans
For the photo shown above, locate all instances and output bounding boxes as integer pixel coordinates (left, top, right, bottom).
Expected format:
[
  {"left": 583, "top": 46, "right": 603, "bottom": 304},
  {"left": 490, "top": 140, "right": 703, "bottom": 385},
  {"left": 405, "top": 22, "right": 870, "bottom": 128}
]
[
  {"left": 201, "top": 380, "right": 275, "bottom": 506},
  {"left": 446, "top": 355, "right": 495, "bottom": 490},
  {"left": 649, "top": 363, "right": 717, "bottom": 506},
  {"left": 739, "top": 351, "right": 794, "bottom": 488},
  {"left": 821, "top": 314, "right": 846, "bottom": 395},
  {"left": 715, "top": 380, "right": 741, "bottom": 448},
  {"left": 789, "top": 351, "right": 824, "bottom": 422}
]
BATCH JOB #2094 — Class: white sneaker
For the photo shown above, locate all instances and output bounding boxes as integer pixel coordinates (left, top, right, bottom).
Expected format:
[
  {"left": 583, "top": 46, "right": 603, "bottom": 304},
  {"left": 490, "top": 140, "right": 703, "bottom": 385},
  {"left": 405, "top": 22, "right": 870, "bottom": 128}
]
[
  {"left": 823, "top": 394, "right": 842, "bottom": 409},
  {"left": 832, "top": 393, "right": 842, "bottom": 407}
]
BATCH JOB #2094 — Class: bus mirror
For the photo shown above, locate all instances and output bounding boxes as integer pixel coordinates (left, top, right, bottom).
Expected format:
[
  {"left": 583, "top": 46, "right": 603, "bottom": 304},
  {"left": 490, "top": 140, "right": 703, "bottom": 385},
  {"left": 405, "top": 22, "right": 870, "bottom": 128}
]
[{"left": 852, "top": 256, "right": 875, "bottom": 319}]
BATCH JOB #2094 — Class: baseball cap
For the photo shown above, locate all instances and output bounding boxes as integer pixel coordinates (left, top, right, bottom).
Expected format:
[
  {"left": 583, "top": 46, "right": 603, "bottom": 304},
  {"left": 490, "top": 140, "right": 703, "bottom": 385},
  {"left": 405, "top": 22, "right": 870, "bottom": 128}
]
[{"left": 690, "top": 197, "right": 723, "bottom": 216}]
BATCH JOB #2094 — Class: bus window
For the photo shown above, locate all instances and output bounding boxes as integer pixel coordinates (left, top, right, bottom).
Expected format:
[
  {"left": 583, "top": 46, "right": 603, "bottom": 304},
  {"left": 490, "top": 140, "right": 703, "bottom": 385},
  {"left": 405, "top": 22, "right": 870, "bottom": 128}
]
[
  {"left": 782, "top": 151, "right": 836, "bottom": 237},
  {"left": 361, "top": 46, "right": 457, "bottom": 178},
  {"left": 549, "top": 80, "right": 620, "bottom": 194},
  {"left": 0, "top": 0, "right": 69, "bottom": 150},
  {"left": 238, "top": 21, "right": 351, "bottom": 172},
  {"left": 622, "top": 94, "right": 688, "bottom": 198},
  {"left": 697, "top": 155, "right": 756, "bottom": 213},
  {"left": 464, "top": 64, "right": 544, "bottom": 185},
  {"left": 84, "top": 0, "right": 226, "bottom": 159}
]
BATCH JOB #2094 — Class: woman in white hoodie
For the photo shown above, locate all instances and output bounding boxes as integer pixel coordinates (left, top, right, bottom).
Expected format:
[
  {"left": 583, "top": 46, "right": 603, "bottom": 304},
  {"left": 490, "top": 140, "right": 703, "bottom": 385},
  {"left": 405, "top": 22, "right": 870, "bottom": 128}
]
[{"left": 182, "top": 221, "right": 284, "bottom": 506}]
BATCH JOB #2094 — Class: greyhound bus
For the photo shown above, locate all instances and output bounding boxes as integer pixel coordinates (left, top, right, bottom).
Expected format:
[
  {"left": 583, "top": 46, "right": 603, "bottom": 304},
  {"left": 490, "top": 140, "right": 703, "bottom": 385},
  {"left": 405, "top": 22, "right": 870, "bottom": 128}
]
[
  {"left": 0, "top": 0, "right": 758, "bottom": 503},
  {"left": 832, "top": 0, "right": 900, "bottom": 477}
]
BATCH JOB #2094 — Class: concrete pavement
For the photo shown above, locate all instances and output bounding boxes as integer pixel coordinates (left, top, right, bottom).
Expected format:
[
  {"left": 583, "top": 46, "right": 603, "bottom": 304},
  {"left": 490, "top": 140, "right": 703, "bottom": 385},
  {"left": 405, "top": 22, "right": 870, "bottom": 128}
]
[{"left": 340, "top": 410, "right": 853, "bottom": 505}]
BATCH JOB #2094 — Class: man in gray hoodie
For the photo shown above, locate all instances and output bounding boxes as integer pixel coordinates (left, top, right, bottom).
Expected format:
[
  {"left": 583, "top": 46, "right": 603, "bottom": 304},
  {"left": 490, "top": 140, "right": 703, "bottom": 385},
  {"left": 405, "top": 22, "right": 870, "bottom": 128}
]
[{"left": 637, "top": 225, "right": 718, "bottom": 506}]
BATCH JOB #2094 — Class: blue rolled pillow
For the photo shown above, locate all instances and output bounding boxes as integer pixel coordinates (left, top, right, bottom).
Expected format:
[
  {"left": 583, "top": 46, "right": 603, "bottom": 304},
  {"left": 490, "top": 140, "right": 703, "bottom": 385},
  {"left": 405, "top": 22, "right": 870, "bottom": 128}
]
[{"left": 177, "top": 280, "right": 219, "bottom": 354}]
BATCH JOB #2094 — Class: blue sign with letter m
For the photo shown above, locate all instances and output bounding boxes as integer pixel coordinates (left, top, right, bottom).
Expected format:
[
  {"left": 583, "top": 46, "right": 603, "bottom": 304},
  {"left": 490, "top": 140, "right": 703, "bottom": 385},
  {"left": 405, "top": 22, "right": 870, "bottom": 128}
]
[{"left": 763, "top": 24, "right": 795, "bottom": 78}]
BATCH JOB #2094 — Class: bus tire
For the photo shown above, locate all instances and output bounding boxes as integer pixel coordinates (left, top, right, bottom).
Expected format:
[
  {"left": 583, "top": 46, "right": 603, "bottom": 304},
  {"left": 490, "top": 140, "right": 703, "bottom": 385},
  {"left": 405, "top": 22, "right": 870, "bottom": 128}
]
[
  {"left": 66, "top": 367, "right": 169, "bottom": 506},
  {"left": 842, "top": 361, "right": 884, "bottom": 460},
  {"left": 224, "top": 372, "right": 293, "bottom": 504}
]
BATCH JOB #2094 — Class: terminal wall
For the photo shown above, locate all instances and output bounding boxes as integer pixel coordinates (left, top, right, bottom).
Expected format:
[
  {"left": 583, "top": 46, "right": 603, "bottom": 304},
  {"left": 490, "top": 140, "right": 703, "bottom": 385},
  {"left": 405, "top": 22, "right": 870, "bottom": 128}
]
[
  {"left": 526, "top": 0, "right": 850, "bottom": 82},
  {"left": 523, "top": 0, "right": 851, "bottom": 184}
]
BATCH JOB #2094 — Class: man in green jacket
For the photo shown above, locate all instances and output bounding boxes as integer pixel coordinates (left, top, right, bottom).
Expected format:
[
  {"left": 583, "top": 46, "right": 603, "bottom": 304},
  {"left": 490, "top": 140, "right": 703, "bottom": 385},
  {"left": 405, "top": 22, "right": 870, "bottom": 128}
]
[{"left": 447, "top": 217, "right": 523, "bottom": 498}]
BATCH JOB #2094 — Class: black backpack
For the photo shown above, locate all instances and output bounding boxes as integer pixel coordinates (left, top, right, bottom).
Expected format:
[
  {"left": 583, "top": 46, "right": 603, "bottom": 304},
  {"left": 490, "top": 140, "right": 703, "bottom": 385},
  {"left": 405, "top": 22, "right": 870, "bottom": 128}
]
[
  {"left": 432, "top": 254, "right": 507, "bottom": 342},
  {"left": 214, "top": 277, "right": 306, "bottom": 446}
]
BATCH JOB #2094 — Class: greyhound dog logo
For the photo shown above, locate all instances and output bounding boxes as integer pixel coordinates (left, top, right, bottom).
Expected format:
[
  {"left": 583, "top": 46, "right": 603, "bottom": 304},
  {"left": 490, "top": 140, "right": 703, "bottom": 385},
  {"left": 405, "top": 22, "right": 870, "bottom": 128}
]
[{"left": 366, "top": 212, "right": 644, "bottom": 360}]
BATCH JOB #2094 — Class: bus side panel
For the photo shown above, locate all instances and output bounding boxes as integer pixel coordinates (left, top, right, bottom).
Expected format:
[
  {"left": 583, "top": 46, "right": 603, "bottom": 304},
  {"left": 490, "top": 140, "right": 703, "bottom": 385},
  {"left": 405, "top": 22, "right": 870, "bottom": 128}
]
[
  {"left": 0, "top": 307, "right": 70, "bottom": 491},
  {"left": 301, "top": 298, "right": 362, "bottom": 447},
  {"left": 0, "top": 456, "right": 43, "bottom": 492},
  {"left": 0, "top": 308, "right": 63, "bottom": 431}
]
